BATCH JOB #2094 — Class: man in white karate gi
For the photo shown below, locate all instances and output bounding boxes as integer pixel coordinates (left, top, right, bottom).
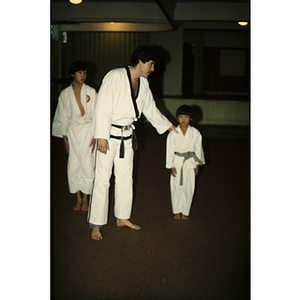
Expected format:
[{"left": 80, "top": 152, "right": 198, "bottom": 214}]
[
  {"left": 166, "top": 105, "right": 205, "bottom": 220},
  {"left": 88, "top": 46, "right": 177, "bottom": 240},
  {"left": 52, "top": 61, "right": 97, "bottom": 211}
]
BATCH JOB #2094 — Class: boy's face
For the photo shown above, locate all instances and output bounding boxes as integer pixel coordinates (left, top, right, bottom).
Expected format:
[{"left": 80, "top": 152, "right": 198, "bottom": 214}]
[
  {"left": 71, "top": 70, "right": 87, "bottom": 84},
  {"left": 178, "top": 114, "right": 191, "bottom": 127}
]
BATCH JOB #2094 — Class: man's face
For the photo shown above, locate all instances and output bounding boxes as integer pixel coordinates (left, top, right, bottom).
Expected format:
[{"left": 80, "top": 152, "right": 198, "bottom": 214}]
[
  {"left": 140, "top": 60, "right": 155, "bottom": 78},
  {"left": 71, "top": 70, "right": 87, "bottom": 84}
]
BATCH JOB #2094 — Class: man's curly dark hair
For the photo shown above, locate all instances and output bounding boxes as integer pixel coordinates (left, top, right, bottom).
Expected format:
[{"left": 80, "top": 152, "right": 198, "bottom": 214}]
[{"left": 130, "top": 45, "right": 157, "bottom": 67}]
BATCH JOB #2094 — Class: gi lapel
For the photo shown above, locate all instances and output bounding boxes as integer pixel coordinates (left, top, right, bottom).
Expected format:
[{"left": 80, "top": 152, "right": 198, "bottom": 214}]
[
  {"left": 178, "top": 125, "right": 190, "bottom": 151},
  {"left": 125, "top": 66, "right": 139, "bottom": 119}
]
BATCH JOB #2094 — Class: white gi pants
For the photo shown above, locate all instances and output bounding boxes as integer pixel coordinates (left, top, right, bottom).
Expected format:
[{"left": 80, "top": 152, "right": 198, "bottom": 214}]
[
  {"left": 67, "top": 123, "right": 95, "bottom": 194},
  {"left": 170, "top": 167, "right": 195, "bottom": 216},
  {"left": 88, "top": 139, "right": 134, "bottom": 226}
]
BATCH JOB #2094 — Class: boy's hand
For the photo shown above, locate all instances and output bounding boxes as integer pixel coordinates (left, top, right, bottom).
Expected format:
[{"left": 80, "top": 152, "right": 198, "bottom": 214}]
[
  {"left": 63, "top": 135, "right": 69, "bottom": 154},
  {"left": 97, "top": 138, "right": 109, "bottom": 154},
  {"left": 89, "top": 138, "right": 96, "bottom": 153},
  {"left": 171, "top": 167, "right": 177, "bottom": 177},
  {"left": 194, "top": 165, "right": 199, "bottom": 175}
]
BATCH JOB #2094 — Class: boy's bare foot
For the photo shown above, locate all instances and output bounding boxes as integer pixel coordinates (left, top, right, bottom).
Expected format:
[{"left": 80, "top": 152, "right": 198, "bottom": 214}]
[
  {"left": 181, "top": 214, "right": 189, "bottom": 220},
  {"left": 81, "top": 194, "right": 89, "bottom": 211},
  {"left": 116, "top": 219, "right": 141, "bottom": 230},
  {"left": 74, "top": 191, "right": 83, "bottom": 211},
  {"left": 73, "top": 201, "right": 82, "bottom": 211},
  {"left": 91, "top": 228, "right": 103, "bottom": 240},
  {"left": 81, "top": 201, "right": 89, "bottom": 211},
  {"left": 173, "top": 213, "right": 181, "bottom": 220}
]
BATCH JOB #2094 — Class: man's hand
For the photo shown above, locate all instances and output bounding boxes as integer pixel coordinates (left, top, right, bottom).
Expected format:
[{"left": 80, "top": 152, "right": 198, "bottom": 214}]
[
  {"left": 194, "top": 165, "right": 199, "bottom": 175},
  {"left": 97, "top": 138, "right": 109, "bottom": 154},
  {"left": 171, "top": 167, "right": 177, "bottom": 177},
  {"left": 168, "top": 124, "right": 178, "bottom": 133},
  {"left": 89, "top": 138, "right": 96, "bottom": 153}
]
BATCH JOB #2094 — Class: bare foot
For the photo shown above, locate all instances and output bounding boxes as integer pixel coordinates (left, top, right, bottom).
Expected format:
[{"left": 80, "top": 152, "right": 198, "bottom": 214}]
[
  {"left": 116, "top": 219, "right": 141, "bottom": 230},
  {"left": 73, "top": 201, "right": 82, "bottom": 211},
  {"left": 181, "top": 214, "right": 189, "bottom": 220},
  {"left": 81, "top": 194, "right": 89, "bottom": 211},
  {"left": 173, "top": 213, "right": 181, "bottom": 220},
  {"left": 91, "top": 228, "right": 103, "bottom": 240},
  {"left": 81, "top": 200, "right": 89, "bottom": 211},
  {"left": 74, "top": 191, "right": 83, "bottom": 211}
]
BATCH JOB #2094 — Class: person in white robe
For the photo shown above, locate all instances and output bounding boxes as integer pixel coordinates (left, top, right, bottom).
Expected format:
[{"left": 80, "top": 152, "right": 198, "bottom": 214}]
[
  {"left": 52, "top": 61, "right": 97, "bottom": 211},
  {"left": 88, "top": 46, "right": 177, "bottom": 240},
  {"left": 166, "top": 105, "right": 205, "bottom": 220}
]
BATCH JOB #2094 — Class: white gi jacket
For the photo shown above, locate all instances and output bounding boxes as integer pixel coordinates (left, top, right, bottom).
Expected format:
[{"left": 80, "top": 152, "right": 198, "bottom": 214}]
[
  {"left": 52, "top": 83, "right": 96, "bottom": 137},
  {"left": 166, "top": 125, "right": 205, "bottom": 171},
  {"left": 94, "top": 67, "right": 172, "bottom": 141},
  {"left": 52, "top": 83, "right": 97, "bottom": 194}
]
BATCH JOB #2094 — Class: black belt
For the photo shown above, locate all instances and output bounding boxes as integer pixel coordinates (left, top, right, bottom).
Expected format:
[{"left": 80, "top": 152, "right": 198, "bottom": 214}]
[{"left": 110, "top": 124, "right": 137, "bottom": 158}]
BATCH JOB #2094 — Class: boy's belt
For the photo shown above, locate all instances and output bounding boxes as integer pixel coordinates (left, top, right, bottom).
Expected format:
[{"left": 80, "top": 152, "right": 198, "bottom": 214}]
[
  {"left": 110, "top": 124, "right": 137, "bottom": 158},
  {"left": 174, "top": 151, "right": 203, "bottom": 185}
]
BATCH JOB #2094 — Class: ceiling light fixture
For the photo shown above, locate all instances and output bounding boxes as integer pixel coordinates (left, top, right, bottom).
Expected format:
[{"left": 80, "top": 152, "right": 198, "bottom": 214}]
[
  {"left": 238, "top": 21, "right": 248, "bottom": 26},
  {"left": 69, "top": 0, "right": 82, "bottom": 4}
]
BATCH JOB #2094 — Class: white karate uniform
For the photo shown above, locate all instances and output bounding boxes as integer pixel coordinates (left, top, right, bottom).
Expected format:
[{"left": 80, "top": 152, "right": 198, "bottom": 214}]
[
  {"left": 88, "top": 67, "right": 172, "bottom": 226},
  {"left": 166, "top": 125, "right": 205, "bottom": 216},
  {"left": 52, "top": 83, "right": 97, "bottom": 194}
]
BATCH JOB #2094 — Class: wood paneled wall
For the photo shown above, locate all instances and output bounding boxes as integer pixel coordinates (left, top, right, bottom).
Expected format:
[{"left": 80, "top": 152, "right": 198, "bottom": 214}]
[{"left": 61, "top": 31, "right": 150, "bottom": 91}]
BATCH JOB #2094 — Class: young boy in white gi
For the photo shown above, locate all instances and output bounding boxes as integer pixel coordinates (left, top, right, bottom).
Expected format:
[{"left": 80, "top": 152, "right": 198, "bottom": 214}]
[
  {"left": 52, "top": 61, "right": 97, "bottom": 211},
  {"left": 166, "top": 105, "right": 205, "bottom": 220},
  {"left": 88, "top": 46, "right": 177, "bottom": 240}
]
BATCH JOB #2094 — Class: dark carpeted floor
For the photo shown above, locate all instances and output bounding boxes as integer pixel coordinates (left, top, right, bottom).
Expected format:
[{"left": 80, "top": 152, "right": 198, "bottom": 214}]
[{"left": 51, "top": 131, "right": 250, "bottom": 300}]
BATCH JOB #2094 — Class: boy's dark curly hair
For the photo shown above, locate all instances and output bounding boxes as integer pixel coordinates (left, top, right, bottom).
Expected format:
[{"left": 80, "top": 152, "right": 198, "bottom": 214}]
[
  {"left": 176, "top": 105, "right": 194, "bottom": 119},
  {"left": 69, "top": 61, "right": 88, "bottom": 76}
]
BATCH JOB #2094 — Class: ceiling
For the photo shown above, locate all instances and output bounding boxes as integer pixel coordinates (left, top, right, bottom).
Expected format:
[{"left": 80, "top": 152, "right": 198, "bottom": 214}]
[
  {"left": 52, "top": 0, "right": 249, "bottom": 2},
  {"left": 52, "top": 0, "right": 250, "bottom": 31}
]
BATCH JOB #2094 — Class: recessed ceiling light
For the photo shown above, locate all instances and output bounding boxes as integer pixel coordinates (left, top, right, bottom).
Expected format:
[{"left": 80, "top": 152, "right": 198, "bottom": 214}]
[
  {"left": 69, "top": 0, "right": 82, "bottom": 4},
  {"left": 238, "top": 22, "right": 248, "bottom": 26}
]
